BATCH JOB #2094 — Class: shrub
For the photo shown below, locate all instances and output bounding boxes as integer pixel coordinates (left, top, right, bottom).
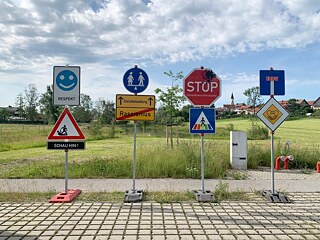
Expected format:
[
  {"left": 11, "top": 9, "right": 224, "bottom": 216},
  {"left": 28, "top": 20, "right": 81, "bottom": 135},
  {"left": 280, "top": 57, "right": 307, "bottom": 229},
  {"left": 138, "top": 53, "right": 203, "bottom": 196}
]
[
  {"left": 87, "top": 121, "right": 103, "bottom": 140},
  {"left": 248, "top": 124, "right": 269, "bottom": 140}
]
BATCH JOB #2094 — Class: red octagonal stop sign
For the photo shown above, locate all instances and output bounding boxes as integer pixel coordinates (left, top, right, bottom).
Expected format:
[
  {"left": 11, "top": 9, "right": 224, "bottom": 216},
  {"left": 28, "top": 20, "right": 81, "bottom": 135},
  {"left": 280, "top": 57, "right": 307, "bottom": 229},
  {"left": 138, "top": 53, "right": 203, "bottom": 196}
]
[{"left": 183, "top": 68, "right": 221, "bottom": 107}]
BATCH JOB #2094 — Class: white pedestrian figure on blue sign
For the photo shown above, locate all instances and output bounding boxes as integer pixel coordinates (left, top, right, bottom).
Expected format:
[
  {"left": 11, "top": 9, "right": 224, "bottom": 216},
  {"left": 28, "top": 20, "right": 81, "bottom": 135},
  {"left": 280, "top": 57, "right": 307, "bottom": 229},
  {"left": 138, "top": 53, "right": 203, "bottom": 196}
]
[
  {"left": 127, "top": 72, "right": 134, "bottom": 86},
  {"left": 138, "top": 72, "right": 145, "bottom": 86}
]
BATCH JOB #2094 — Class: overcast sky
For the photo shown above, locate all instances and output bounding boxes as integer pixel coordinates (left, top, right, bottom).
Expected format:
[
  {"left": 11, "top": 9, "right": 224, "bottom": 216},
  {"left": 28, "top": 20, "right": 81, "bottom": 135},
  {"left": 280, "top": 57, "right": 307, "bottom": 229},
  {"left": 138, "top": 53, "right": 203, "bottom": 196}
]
[{"left": 0, "top": 0, "right": 319, "bottom": 107}]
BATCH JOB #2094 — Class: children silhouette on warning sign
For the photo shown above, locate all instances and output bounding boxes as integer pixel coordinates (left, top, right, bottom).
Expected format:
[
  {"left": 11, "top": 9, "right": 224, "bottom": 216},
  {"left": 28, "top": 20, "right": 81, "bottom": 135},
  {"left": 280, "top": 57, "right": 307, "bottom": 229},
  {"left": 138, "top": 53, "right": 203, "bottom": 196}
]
[
  {"left": 57, "top": 125, "right": 68, "bottom": 135},
  {"left": 200, "top": 117, "right": 206, "bottom": 127}
]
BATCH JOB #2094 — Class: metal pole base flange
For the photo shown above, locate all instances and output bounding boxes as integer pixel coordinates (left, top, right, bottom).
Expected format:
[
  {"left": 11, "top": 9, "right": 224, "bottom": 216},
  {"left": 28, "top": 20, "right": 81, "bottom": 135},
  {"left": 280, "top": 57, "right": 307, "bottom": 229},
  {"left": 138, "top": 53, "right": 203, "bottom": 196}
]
[
  {"left": 124, "top": 189, "right": 143, "bottom": 203},
  {"left": 260, "top": 190, "right": 291, "bottom": 203},
  {"left": 193, "top": 190, "right": 214, "bottom": 202}
]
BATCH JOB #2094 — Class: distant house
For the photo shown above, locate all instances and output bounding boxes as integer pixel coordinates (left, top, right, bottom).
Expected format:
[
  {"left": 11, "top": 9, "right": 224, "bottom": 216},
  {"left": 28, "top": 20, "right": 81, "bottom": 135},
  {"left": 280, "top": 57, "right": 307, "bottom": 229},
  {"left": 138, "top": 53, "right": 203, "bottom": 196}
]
[
  {"left": 279, "top": 99, "right": 310, "bottom": 109},
  {"left": 0, "top": 106, "right": 25, "bottom": 121},
  {"left": 308, "top": 97, "right": 320, "bottom": 110},
  {"left": 219, "top": 96, "right": 320, "bottom": 117},
  {"left": 217, "top": 93, "right": 259, "bottom": 116},
  {"left": 296, "top": 99, "right": 309, "bottom": 106},
  {"left": 279, "top": 100, "right": 289, "bottom": 108}
]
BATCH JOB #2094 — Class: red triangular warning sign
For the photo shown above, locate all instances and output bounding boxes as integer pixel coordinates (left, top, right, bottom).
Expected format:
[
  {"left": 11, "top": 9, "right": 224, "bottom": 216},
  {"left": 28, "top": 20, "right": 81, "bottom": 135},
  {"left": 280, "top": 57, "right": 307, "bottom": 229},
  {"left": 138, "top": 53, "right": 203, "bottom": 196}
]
[{"left": 47, "top": 108, "right": 85, "bottom": 140}]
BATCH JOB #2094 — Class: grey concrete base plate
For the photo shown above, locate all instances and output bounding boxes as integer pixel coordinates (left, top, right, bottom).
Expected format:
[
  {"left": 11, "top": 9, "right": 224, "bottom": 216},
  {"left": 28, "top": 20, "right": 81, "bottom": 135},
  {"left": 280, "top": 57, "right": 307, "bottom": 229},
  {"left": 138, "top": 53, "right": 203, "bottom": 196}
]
[
  {"left": 193, "top": 190, "right": 215, "bottom": 202},
  {"left": 124, "top": 189, "right": 143, "bottom": 203},
  {"left": 260, "top": 190, "right": 291, "bottom": 203}
]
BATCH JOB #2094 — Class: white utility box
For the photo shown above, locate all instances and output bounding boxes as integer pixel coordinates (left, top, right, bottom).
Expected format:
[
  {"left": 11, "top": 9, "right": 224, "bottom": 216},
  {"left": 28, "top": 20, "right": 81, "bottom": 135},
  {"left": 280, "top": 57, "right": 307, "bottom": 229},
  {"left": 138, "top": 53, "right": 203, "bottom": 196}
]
[{"left": 230, "top": 131, "right": 247, "bottom": 170}]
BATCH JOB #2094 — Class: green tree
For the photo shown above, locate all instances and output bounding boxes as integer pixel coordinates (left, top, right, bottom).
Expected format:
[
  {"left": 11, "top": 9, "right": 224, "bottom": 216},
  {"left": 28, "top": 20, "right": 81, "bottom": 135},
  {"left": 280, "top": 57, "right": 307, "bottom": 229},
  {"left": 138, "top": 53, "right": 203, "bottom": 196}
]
[
  {"left": 100, "top": 99, "right": 115, "bottom": 124},
  {"left": 92, "top": 97, "right": 105, "bottom": 121},
  {"left": 72, "top": 94, "right": 93, "bottom": 123},
  {"left": 244, "top": 86, "right": 265, "bottom": 138},
  {"left": 154, "top": 71, "right": 185, "bottom": 124},
  {"left": 0, "top": 108, "right": 9, "bottom": 121},
  {"left": 179, "top": 104, "right": 192, "bottom": 122},
  {"left": 15, "top": 93, "right": 25, "bottom": 119},
  {"left": 243, "top": 86, "right": 263, "bottom": 115},
  {"left": 24, "top": 84, "right": 39, "bottom": 121},
  {"left": 39, "top": 85, "right": 63, "bottom": 124}
]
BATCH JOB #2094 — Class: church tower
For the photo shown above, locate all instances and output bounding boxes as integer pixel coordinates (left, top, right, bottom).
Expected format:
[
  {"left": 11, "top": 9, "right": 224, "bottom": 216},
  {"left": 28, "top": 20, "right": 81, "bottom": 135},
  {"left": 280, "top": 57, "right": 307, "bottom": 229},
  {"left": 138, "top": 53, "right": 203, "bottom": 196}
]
[{"left": 231, "top": 93, "right": 234, "bottom": 106}]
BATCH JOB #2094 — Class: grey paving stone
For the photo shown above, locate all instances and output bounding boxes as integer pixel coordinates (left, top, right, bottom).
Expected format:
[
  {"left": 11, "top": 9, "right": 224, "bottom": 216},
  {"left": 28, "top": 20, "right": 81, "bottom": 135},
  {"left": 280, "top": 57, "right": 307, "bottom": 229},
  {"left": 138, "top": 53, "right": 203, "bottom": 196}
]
[
  {"left": 275, "top": 236, "right": 291, "bottom": 240},
  {"left": 7, "top": 237, "right": 23, "bottom": 240},
  {"left": 151, "top": 236, "right": 165, "bottom": 240},
  {"left": 137, "top": 236, "right": 151, "bottom": 240},
  {"left": 50, "top": 237, "right": 66, "bottom": 240},
  {"left": 287, "top": 235, "right": 306, "bottom": 240},
  {"left": 261, "top": 236, "right": 278, "bottom": 240},
  {"left": 110, "top": 229, "right": 124, "bottom": 235},
  {"left": 179, "top": 236, "right": 194, "bottom": 240},
  {"left": 79, "top": 236, "right": 94, "bottom": 240},
  {"left": 247, "top": 235, "right": 264, "bottom": 240},
  {"left": 166, "top": 236, "right": 180, "bottom": 240},
  {"left": 304, "top": 235, "right": 319, "bottom": 240},
  {"left": 123, "top": 236, "right": 137, "bottom": 240},
  {"left": 36, "top": 237, "right": 52, "bottom": 240},
  {"left": 232, "top": 236, "right": 249, "bottom": 240},
  {"left": 65, "top": 237, "right": 80, "bottom": 240},
  {"left": 220, "top": 235, "right": 236, "bottom": 240},
  {"left": 194, "top": 235, "right": 208, "bottom": 240},
  {"left": 69, "top": 230, "right": 84, "bottom": 236}
]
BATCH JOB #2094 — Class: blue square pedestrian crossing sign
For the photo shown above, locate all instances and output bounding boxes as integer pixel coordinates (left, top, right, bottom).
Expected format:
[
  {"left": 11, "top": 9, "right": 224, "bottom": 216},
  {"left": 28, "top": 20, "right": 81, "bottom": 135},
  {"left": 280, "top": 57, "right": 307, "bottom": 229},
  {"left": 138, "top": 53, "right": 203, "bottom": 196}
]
[{"left": 189, "top": 108, "right": 216, "bottom": 134}]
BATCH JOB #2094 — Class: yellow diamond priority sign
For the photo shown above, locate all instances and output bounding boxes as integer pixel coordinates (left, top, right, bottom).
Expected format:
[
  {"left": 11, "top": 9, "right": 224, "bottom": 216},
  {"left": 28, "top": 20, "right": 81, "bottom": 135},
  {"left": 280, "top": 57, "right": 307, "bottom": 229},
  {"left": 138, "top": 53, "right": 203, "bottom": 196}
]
[
  {"left": 257, "top": 98, "right": 289, "bottom": 131},
  {"left": 262, "top": 104, "right": 283, "bottom": 125}
]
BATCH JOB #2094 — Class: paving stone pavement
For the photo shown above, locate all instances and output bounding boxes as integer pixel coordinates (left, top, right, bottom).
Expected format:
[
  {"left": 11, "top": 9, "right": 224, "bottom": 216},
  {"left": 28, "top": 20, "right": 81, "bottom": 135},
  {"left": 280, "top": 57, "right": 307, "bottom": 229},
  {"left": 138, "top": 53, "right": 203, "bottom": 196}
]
[{"left": 1, "top": 193, "right": 320, "bottom": 240}]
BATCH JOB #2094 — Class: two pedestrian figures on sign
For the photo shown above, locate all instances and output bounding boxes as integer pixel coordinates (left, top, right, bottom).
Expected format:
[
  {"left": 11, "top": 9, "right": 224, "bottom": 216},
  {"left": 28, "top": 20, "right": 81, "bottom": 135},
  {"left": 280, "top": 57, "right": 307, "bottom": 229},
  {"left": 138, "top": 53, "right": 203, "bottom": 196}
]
[{"left": 127, "top": 72, "right": 145, "bottom": 90}]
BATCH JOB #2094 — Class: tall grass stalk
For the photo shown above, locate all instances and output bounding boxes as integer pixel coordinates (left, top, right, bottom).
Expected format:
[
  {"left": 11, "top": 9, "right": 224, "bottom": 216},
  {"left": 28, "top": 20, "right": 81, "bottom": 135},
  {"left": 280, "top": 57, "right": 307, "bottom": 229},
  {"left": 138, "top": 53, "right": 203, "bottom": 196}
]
[{"left": 5, "top": 139, "right": 230, "bottom": 179}]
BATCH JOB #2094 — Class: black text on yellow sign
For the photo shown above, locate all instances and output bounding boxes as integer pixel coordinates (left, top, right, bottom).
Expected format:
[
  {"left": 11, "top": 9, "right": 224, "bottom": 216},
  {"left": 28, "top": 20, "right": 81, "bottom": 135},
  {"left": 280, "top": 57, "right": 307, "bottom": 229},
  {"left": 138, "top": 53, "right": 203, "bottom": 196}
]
[
  {"left": 116, "top": 107, "right": 155, "bottom": 121},
  {"left": 116, "top": 94, "right": 155, "bottom": 108}
]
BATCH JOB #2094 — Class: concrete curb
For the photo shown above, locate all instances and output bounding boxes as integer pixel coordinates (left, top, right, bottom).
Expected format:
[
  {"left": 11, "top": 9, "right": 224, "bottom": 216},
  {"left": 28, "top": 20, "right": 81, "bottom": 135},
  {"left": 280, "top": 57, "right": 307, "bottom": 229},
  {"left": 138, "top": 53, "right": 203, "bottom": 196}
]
[{"left": 1, "top": 178, "right": 320, "bottom": 192}]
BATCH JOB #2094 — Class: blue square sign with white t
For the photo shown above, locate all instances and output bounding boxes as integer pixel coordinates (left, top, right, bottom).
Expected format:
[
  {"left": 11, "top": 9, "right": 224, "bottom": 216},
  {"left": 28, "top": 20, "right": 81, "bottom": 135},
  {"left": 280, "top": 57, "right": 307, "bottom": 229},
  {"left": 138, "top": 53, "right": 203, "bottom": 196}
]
[
  {"left": 189, "top": 108, "right": 216, "bottom": 134},
  {"left": 260, "top": 70, "right": 285, "bottom": 95}
]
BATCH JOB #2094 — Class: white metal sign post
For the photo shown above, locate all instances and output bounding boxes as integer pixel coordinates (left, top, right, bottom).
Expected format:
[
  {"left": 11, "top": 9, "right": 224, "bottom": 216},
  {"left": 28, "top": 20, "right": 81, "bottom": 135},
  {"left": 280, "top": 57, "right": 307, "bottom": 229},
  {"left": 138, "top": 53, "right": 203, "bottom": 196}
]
[
  {"left": 184, "top": 67, "right": 220, "bottom": 202},
  {"left": 133, "top": 119, "right": 137, "bottom": 192},
  {"left": 120, "top": 65, "right": 150, "bottom": 203},
  {"left": 257, "top": 97, "right": 289, "bottom": 194},
  {"left": 257, "top": 67, "right": 290, "bottom": 203},
  {"left": 47, "top": 107, "right": 85, "bottom": 203},
  {"left": 201, "top": 132, "right": 205, "bottom": 193},
  {"left": 49, "top": 65, "right": 83, "bottom": 203}
]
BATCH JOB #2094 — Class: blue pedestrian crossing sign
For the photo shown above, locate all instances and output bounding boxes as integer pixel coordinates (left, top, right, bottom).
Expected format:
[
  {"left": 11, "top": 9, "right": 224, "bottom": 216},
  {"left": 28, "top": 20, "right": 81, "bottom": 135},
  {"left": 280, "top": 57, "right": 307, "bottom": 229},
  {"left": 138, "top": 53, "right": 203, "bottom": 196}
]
[
  {"left": 189, "top": 108, "right": 216, "bottom": 134},
  {"left": 123, "top": 67, "right": 149, "bottom": 94}
]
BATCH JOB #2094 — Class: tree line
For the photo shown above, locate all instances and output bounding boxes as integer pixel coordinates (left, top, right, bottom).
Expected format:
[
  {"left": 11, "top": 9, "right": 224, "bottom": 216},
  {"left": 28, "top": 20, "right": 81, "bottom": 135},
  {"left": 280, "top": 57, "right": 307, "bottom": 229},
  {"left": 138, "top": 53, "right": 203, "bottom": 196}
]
[
  {"left": 0, "top": 71, "right": 316, "bottom": 124},
  {"left": 0, "top": 71, "right": 189, "bottom": 125},
  {"left": 0, "top": 84, "right": 115, "bottom": 124}
]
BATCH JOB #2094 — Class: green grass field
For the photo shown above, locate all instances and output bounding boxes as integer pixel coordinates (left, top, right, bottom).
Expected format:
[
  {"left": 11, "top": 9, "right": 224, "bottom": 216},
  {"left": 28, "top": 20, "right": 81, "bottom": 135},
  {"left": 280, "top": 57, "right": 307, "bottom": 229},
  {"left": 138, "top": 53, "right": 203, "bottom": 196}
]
[
  {"left": 0, "top": 118, "right": 319, "bottom": 179},
  {"left": 216, "top": 118, "right": 320, "bottom": 144}
]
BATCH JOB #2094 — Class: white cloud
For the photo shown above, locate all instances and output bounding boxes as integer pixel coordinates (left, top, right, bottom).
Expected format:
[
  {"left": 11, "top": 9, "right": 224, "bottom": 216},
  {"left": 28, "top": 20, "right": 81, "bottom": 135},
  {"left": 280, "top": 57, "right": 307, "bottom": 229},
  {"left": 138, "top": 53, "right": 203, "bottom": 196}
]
[
  {"left": 0, "top": 0, "right": 319, "bottom": 106},
  {"left": 1, "top": 0, "right": 319, "bottom": 69}
]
